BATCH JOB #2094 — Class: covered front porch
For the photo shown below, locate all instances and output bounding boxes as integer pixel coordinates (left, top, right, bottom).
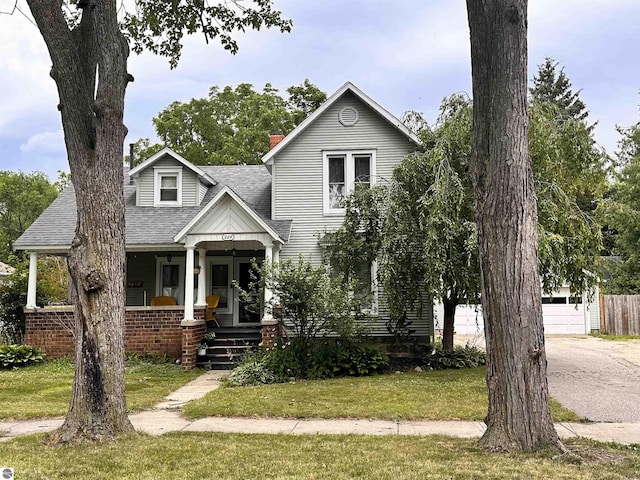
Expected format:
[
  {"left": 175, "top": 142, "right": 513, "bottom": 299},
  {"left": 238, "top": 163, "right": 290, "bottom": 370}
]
[{"left": 22, "top": 185, "right": 287, "bottom": 368}]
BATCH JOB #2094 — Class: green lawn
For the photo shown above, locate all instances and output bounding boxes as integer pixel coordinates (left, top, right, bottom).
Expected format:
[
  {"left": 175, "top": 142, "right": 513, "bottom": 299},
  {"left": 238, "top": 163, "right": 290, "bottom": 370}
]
[
  {"left": 183, "top": 368, "right": 580, "bottom": 422},
  {"left": 0, "top": 359, "right": 201, "bottom": 419},
  {"left": 1, "top": 433, "right": 637, "bottom": 479}
]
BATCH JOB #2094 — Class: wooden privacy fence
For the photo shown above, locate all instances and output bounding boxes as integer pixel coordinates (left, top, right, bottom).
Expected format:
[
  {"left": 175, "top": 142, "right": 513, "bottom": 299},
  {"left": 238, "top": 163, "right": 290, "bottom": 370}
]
[{"left": 601, "top": 295, "right": 640, "bottom": 335}]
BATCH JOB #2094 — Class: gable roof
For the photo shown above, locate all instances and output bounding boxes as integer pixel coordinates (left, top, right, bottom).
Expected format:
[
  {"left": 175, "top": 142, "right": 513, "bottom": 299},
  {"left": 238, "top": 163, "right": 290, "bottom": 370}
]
[
  {"left": 128, "top": 147, "right": 216, "bottom": 186},
  {"left": 262, "top": 81, "right": 420, "bottom": 165},
  {"left": 14, "top": 165, "right": 292, "bottom": 251},
  {"left": 174, "top": 185, "right": 283, "bottom": 243}
]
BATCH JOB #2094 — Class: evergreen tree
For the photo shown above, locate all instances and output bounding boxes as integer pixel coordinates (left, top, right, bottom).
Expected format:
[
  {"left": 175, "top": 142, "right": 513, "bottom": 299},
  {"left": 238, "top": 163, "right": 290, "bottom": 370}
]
[{"left": 530, "top": 57, "right": 589, "bottom": 123}]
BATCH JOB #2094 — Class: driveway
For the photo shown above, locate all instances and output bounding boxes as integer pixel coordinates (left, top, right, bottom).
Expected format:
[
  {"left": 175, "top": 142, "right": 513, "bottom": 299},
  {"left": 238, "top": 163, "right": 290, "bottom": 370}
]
[{"left": 545, "top": 336, "right": 640, "bottom": 422}]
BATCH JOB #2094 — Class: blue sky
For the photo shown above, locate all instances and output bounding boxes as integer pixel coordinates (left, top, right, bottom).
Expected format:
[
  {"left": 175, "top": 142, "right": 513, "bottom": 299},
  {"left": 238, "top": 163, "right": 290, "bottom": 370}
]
[{"left": 0, "top": 0, "right": 639, "bottom": 180}]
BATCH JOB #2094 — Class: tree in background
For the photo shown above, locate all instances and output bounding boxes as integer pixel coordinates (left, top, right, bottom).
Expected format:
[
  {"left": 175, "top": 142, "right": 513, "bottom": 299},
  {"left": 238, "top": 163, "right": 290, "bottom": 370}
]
[
  {"left": 598, "top": 118, "right": 640, "bottom": 293},
  {"left": 0, "top": 171, "right": 58, "bottom": 262},
  {"left": 466, "top": 0, "right": 561, "bottom": 451},
  {"left": 22, "top": 0, "right": 291, "bottom": 444},
  {"left": 530, "top": 57, "right": 589, "bottom": 123},
  {"left": 131, "top": 79, "right": 326, "bottom": 165}
]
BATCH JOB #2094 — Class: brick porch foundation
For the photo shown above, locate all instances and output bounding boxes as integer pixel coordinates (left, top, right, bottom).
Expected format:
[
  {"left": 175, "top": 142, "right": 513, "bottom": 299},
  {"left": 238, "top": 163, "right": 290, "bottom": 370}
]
[{"left": 24, "top": 306, "right": 206, "bottom": 370}]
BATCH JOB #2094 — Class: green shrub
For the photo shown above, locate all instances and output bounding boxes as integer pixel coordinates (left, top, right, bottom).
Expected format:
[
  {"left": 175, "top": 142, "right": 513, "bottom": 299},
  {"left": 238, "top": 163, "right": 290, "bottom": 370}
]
[
  {"left": 225, "top": 360, "right": 277, "bottom": 387},
  {"left": 423, "top": 345, "right": 486, "bottom": 370},
  {"left": 265, "top": 338, "right": 388, "bottom": 381},
  {"left": 0, "top": 344, "right": 45, "bottom": 369}
]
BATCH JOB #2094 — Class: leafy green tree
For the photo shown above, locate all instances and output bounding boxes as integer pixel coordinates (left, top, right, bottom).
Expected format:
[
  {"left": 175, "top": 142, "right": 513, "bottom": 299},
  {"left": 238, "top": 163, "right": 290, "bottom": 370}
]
[
  {"left": 133, "top": 79, "right": 326, "bottom": 166},
  {"left": 530, "top": 57, "right": 589, "bottom": 123},
  {"left": 240, "top": 257, "right": 368, "bottom": 353},
  {"left": 598, "top": 120, "right": 640, "bottom": 293},
  {"left": 22, "top": 0, "right": 291, "bottom": 444},
  {"left": 286, "top": 79, "right": 327, "bottom": 126},
  {"left": 0, "top": 257, "right": 67, "bottom": 344},
  {"left": 326, "top": 93, "right": 602, "bottom": 353},
  {"left": 0, "top": 171, "right": 58, "bottom": 262}
]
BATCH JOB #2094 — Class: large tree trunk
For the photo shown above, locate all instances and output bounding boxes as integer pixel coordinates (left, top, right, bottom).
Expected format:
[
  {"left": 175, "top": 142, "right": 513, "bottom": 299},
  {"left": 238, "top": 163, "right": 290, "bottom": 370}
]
[
  {"left": 27, "top": 0, "right": 134, "bottom": 443},
  {"left": 466, "top": 0, "right": 561, "bottom": 451}
]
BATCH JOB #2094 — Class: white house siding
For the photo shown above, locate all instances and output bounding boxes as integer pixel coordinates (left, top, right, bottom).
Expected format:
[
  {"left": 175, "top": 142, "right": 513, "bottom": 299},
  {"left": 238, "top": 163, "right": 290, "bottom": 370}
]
[
  {"left": 135, "top": 155, "right": 200, "bottom": 206},
  {"left": 272, "top": 91, "right": 431, "bottom": 337}
]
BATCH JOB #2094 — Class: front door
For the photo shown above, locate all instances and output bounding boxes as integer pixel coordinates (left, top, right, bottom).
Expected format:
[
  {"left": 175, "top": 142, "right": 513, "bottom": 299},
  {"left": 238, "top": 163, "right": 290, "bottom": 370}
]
[{"left": 234, "top": 259, "right": 261, "bottom": 325}]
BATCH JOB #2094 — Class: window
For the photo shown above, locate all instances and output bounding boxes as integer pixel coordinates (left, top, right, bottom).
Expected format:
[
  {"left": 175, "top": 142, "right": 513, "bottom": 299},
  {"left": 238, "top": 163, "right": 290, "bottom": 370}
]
[
  {"left": 327, "top": 256, "right": 378, "bottom": 316},
  {"left": 211, "top": 264, "right": 229, "bottom": 310},
  {"left": 154, "top": 167, "right": 182, "bottom": 206},
  {"left": 323, "top": 150, "right": 375, "bottom": 214}
]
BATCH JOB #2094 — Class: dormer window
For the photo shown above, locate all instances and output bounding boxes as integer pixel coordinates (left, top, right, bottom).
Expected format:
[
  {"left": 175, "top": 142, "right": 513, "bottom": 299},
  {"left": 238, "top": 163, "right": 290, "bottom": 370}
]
[
  {"left": 154, "top": 167, "right": 182, "bottom": 206},
  {"left": 323, "top": 150, "right": 375, "bottom": 214}
]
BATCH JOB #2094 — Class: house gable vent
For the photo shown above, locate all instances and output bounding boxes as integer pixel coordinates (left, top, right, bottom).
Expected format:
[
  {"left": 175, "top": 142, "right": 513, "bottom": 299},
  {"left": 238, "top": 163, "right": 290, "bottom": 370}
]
[{"left": 339, "top": 106, "right": 359, "bottom": 127}]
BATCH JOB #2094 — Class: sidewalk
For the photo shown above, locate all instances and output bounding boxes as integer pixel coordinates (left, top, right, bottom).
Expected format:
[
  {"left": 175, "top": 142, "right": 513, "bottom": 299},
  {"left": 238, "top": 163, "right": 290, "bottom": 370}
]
[{"left": 2, "top": 370, "right": 640, "bottom": 445}]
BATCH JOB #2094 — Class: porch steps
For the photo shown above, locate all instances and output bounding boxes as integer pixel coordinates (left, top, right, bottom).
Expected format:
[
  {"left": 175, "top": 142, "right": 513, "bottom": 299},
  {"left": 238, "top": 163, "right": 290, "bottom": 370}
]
[{"left": 196, "top": 327, "right": 262, "bottom": 370}]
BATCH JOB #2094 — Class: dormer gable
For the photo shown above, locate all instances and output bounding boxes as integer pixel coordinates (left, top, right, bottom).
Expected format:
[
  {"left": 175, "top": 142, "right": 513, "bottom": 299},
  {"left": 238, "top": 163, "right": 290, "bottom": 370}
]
[{"left": 128, "top": 148, "right": 216, "bottom": 207}]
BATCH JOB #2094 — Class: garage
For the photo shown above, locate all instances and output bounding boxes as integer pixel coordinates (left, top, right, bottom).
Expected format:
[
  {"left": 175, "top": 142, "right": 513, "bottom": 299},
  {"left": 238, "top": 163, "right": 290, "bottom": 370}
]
[{"left": 435, "top": 286, "right": 596, "bottom": 336}]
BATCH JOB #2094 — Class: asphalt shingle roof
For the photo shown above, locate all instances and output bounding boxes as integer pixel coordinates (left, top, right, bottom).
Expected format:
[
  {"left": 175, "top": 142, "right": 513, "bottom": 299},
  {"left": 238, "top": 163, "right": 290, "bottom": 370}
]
[{"left": 14, "top": 165, "right": 292, "bottom": 250}]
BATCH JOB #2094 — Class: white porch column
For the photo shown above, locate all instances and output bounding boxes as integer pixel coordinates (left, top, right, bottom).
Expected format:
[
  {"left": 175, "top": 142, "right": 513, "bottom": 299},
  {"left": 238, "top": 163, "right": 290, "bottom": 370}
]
[
  {"left": 26, "top": 251, "right": 38, "bottom": 309},
  {"left": 196, "top": 248, "right": 207, "bottom": 307},
  {"left": 273, "top": 243, "right": 280, "bottom": 264},
  {"left": 262, "top": 243, "right": 273, "bottom": 322},
  {"left": 184, "top": 245, "right": 195, "bottom": 321}
]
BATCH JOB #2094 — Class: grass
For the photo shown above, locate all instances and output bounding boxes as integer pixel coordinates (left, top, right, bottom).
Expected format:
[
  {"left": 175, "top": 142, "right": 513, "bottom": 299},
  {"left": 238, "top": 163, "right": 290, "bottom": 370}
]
[
  {"left": 0, "top": 433, "right": 638, "bottom": 479},
  {"left": 183, "top": 368, "right": 581, "bottom": 422},
  {"left": 590, "top": 332, "right": 640, "bottom": 341},
  {"left": 0, "top": 358, "right": 201, "bottom": 420}
]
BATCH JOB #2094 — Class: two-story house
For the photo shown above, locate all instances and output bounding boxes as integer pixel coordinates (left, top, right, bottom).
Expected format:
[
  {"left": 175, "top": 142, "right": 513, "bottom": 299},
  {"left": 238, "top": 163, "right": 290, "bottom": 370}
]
[{"left": 14, "top": 82, "right": 431, "bottom": 368}]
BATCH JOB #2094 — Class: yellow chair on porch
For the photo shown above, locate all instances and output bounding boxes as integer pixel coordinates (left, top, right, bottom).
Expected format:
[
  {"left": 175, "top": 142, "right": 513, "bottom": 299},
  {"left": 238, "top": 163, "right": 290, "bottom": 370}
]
[
  {"left": 150, "top": 295, "right": 177, "bottom": 306},
  {"left": 206, "top": 295, "right": 220, "bottom": 327}
]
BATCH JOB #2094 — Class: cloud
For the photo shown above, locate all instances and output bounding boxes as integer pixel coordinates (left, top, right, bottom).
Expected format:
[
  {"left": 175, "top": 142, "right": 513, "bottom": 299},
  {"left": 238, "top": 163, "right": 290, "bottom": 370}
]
[{"left": 19, "top": 130, "right": 65, "bottom": 156}]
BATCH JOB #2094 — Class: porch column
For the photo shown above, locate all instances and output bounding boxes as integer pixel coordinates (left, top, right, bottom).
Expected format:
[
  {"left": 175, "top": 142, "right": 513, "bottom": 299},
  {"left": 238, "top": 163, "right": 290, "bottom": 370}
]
[
  {"left": 26, "top": 251, "right": 38, "bottom": 309},
  {"left": 262, "top": 243, "right": 273, "bottom": 322},
  {"left": 273, "top": 243, "right": 280, "bottom": 264},
  {"left": 195, "top": 248, "right": 207, "bottom": 307},
  {"left": 184, "top": 245, "right": 195, "bottom": 321}
]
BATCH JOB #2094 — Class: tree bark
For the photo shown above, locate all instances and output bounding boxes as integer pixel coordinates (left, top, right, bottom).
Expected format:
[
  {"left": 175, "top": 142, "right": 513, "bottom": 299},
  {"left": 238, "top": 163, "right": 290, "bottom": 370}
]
[
  {"left": 27, "top": 0, "right": 134, "bottom": 443},
  {"left": 441, "top": 298, "right": 457, "bottom": 351},
  {"left": 466, "top": 0, "right": 561, "bottom": 451}
]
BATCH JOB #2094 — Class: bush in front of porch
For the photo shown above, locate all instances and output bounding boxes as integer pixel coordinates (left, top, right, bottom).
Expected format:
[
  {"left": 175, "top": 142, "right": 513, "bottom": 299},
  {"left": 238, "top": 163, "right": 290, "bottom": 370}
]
[{"left": 229, "top": 256, "right": 387, "bottom": 385}]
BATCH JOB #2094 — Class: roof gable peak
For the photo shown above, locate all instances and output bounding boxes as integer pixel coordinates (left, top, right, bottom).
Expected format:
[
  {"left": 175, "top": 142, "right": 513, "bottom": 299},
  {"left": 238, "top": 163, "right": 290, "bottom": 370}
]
[
  {"left": 261, "top": 81, "right": 419, "bottom": 164},
  {"left": 128, "top": 147, "right": 216, "bottom": 186}
]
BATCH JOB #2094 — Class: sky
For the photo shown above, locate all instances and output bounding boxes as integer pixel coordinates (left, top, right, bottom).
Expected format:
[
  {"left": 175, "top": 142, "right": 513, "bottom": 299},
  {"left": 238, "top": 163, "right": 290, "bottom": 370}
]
[{"left": 0, "top": 0, "right": 639, "bottom": 181}]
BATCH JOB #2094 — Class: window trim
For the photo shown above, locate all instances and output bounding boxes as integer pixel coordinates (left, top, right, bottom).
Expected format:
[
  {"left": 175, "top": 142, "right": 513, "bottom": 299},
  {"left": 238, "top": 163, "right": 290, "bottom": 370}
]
[
  {"left": 154, "top": 167, "right": 183, "bottom": 206},
  {"left": 322, "top": 150, "right": 376, "bottom": 215}
]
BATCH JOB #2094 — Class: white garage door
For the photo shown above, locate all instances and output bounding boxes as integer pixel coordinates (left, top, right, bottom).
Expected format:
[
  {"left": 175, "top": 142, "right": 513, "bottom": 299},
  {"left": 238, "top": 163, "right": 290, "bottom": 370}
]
[{"left": 435, "top": 289, "right": 590, "bottom": 336}]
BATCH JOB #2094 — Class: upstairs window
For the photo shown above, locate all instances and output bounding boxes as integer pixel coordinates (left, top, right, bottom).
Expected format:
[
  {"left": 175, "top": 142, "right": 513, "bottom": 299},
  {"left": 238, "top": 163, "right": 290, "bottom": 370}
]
[
  {"left": 154, "top": 167, "right": 182, "bottom": 206},
  {"left": 323, "top": 150, "right": 375, "bottom": 214}
]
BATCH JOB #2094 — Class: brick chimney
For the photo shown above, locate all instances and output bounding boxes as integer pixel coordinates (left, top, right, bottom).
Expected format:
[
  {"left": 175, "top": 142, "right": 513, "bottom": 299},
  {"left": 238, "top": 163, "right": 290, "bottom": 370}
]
[{"left": 269, "top": 134, "right": 285, "bottom": 150}]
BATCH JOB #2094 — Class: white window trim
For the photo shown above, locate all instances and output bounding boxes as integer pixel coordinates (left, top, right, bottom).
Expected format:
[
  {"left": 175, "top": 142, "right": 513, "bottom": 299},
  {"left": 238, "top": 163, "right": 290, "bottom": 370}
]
[
  {"left": 154, "top": 166, "right": 183, "bottom": 207},
  {"left": 322, "top": 150, "right": 376, "bottom": 215}
]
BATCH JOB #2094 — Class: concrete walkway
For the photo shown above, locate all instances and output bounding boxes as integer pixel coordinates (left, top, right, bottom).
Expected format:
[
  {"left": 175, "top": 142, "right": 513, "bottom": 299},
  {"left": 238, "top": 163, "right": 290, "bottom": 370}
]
[{"left": 2, "top": 370, "right": 640, "bottom": 445}]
